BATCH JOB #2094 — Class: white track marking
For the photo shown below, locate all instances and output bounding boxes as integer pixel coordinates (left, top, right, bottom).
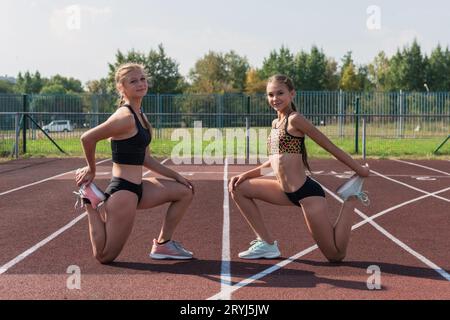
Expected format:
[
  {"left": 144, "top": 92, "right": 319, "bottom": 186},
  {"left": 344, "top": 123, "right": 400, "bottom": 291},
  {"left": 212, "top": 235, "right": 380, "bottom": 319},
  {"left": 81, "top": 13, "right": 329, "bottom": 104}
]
[
  {"left": 216, "top": 158, "right": 232, "bottom": 300},
  {"left": 208, "top": 184, "right": 450, "bottom": 299},
  {"left": 0, "top": 158, "right": 169, "bottom": 275},
  {"left": 0, "top": 159, "right": 112, "bottom": 196},
  {"left": 392, "top": 159, "right": 450, "bottom": 176},
  {"left": 371, "top": 169, "right": 450, "bottom": 203},
  {"left": 0, "top": 213, "right": 87, "bottom": 274}
]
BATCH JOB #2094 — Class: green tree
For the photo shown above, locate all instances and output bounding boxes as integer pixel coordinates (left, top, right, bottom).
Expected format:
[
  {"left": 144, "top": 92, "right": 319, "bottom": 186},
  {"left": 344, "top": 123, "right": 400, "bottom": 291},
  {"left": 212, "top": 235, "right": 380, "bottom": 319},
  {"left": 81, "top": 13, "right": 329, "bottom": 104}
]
[
  {"left": 15, "top": 71, "right": 45, "bottom": 93},
  {"left": 385, "top": 50, "right": 404, "bottom": 91},
  {"left": 0, "top": 80, "right": 15, "bottom": 93},
  {"left": 147, "top": 44, "right": 184, "bottom": 93},
  {"left": 44, "top": 75, "right": 84, "bottom": 93},
  {"left": 40, "top": 84, "right": 66, "bottom": 94},
  {"left": 402, "top": 39, "right": 427, "bottom": 91},
  {"left": 224, "top": 50, "right": 250, "bottom": 92},
  {"left": 188, "top": 50, "right": 248, "bottom": 93},
  {"left": 86, "top": 78, "right": 109, "bottom": 94},
  {"left": 107, "top": 45, "right": 184, "bottom": 94},
  {"left": 368, "top": 51, "right": 390, "bottom": 91},
  {"left": 426, "top": 44, "right": 450, "bottom": 91},
  {"left": 356, "top": 65, "right": 373, "bottom": 91},
  {"left": 260, "top": 46, "right": 296, "bottom": 80},
  {"left": 188, "top": 51, "right": 230, "bottom": 93},
  {"left": 294, "top": 46, "right": 328, "bottom": 90},
  {"left": 324, "top": 58, "right": 339, "bottom": 90},
  {"left": 340, "top": 62, "right": 359, "bottom": 91}
]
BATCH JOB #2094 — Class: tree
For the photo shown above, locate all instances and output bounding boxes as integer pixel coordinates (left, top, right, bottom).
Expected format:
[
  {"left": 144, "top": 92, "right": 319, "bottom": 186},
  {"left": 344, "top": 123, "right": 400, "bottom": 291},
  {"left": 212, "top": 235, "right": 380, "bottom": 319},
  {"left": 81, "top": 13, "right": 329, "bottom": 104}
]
[
  {"left": 260, "top": 46, "right": 296, "bottom": 80},
  {"left": 324, "top": 58, "right": 339, "bottom": 90},
  {"left": 86, "top": 78, "right": 109, "bottom": 94},
  {"left": 40, "top": 84, "right": 66, "bottom": 94},
  {"left": 107, "top": 45, "right": 184, "bottom": 94},
  {"left": 44, "top": 75, "right": 84, "bottom": 93},
  {"left": 385, "top": 50, "right": 404, "bottom": 91},
  {"left": 244, "top": 68, "right": 266, "bottom": 94},
  {"left": 188, "top": 51, "right": 230, "bottom": 93},
  {"left": 340, "top": 62, "right": 359, "bottom": 91},
  {"left": 224, "top": 50, "right": 250, "bottom": 92},
  {"left": 368, "top": 51, "right": 390, "bottom": 91},
  {"left": 402, "top": 39, "right": 427, "bottom": 91},
  {"left": 0, "top": 80, "right": 14, "bottom": 93},
  {"left": 426, "top": 44, "right": 450, "bottom": 91},
  {"left": 15, "top": 71, "right": 45, "bottom": 94},
  {"left": 294, "top": 46, "right": 328, "bottom": 90},
  {"left": 147, "top": 44, "right": 184, "bottom": 93},
  {"left": 356, "top": 65, "right": 373, "bottom": 91},
  {"left": 188, "top": 50, "right": 249, "bottom": 93}
]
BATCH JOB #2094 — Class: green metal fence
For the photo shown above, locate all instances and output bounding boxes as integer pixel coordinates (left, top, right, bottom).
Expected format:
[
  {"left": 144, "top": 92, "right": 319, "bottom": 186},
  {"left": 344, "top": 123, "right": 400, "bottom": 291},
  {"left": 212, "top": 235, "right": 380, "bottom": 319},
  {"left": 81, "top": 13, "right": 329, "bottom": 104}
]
[{"left": 1, "top": 92, "right": 449, "bottom": 159}]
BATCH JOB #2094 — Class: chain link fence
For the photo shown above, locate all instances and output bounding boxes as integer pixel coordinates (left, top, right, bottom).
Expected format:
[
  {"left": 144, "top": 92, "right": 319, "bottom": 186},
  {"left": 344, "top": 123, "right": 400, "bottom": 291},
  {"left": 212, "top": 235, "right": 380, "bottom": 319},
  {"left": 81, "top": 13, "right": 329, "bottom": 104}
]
[{"left": 1, "top": 92, "right": 449, "bottom": 159}]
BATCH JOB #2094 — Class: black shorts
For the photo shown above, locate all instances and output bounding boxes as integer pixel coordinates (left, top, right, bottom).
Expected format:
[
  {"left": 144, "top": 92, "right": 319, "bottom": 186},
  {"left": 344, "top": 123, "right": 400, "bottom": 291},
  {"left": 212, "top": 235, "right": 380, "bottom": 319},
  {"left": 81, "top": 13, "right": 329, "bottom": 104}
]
[
  {"left": 104, "top": 176, "right": 143, "bottom": 203},
  {"left": 285, "top": 176, "right": 325, "bottom": 207}
]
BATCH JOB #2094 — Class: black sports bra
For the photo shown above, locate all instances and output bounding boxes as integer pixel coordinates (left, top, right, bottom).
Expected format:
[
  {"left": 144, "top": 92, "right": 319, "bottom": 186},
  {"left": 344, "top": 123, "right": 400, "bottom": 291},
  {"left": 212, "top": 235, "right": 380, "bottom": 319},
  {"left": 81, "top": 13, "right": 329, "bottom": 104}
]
[{"left": 111, "top": 105, "right": 151, "bottom": 165}]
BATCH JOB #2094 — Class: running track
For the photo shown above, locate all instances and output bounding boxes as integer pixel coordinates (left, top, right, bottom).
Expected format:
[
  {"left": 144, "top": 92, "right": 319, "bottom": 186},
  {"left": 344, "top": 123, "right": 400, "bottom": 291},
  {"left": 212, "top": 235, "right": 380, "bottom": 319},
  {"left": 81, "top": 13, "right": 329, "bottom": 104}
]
[{"left": 0, "top": 158, "right": 449, "bottom": 300}]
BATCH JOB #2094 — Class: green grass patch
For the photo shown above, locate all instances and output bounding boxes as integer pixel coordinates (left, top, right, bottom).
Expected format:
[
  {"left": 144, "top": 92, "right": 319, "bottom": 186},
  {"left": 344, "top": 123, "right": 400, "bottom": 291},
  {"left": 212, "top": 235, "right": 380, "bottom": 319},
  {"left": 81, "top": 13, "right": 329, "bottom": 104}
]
[{"left": 1, "top": 134, "right": 448, "bottom": 160}]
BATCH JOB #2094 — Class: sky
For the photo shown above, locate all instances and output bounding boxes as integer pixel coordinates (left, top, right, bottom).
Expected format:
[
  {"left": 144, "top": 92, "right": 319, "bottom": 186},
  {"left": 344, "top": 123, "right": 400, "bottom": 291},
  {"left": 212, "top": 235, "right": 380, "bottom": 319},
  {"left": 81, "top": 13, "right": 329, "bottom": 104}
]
[{"left": 1, "top": 0, "right": 449, "bottom": 85}]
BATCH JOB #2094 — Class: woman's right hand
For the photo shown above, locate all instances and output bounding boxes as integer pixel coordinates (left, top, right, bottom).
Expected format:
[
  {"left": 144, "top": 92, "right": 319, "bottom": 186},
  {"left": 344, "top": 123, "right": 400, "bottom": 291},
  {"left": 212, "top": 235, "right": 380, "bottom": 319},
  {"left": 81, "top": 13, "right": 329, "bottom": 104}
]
[
  {"left": 228, "top": 174, "right": 248, "bottom": 192},
  {"left": 75, "top": 166, "right": 95, "bottom": 186}
]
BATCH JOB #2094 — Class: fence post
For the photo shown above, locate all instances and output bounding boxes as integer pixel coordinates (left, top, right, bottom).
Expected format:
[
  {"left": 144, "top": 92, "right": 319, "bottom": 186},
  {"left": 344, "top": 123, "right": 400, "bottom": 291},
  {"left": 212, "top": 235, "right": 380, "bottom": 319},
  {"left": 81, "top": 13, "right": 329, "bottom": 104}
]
[
  {"left": 354, "top": 96, "right": 360, "bottom": 154},
  {"left": 14, "top": 113, "right": 20, "bottom": 159},
  {"left": 362, "top": 117, "right": 366, "bottom": 160},
  {"left": 22, "top": 94, "right": 28, "bottom": 154},
  {"left": 156, "top": 93, "right": 161, "bottom": 139},
  {"left": 398, "top": 90, "right": 404, "bottom": 138},
  {"left": 338, "top": 89, "right": 344, "bottom": 137},
  {"left": 245, "top": 95, "right": 251, "bottom": 164}
]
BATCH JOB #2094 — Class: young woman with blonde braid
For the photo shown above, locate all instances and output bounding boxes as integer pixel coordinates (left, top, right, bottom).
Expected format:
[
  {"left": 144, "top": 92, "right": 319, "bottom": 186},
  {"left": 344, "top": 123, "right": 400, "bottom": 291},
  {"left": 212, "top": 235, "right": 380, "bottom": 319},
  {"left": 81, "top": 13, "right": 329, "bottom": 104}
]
[{"left": 75, "top": 63, "right": 195, "bottom": 263}]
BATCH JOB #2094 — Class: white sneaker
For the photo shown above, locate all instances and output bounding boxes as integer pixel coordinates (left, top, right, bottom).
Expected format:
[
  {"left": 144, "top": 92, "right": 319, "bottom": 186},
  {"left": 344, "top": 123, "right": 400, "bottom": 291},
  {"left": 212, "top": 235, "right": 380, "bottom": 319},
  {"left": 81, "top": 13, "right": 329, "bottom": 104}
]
[
  {"left": 238, "top": 239, "right": 281, "bottom": 259},
  {"left": 336, "top": 175, "right": 370, "bottom": 206}
]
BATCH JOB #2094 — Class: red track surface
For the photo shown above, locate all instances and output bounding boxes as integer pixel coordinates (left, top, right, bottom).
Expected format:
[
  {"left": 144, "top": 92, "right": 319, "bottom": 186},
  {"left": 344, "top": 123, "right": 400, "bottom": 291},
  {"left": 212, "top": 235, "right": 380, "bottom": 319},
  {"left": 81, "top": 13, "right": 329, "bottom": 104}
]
[{"left": 0, "top": 158, "right": 449, "bottom": 300}]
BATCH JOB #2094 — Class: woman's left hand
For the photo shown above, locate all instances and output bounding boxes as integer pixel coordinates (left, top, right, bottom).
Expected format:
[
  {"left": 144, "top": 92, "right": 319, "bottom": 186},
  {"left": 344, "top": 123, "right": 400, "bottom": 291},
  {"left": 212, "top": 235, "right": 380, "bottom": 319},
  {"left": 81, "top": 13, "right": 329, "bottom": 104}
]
[{"left": 175, "top": 174, "right": 195, "bottom": 194}]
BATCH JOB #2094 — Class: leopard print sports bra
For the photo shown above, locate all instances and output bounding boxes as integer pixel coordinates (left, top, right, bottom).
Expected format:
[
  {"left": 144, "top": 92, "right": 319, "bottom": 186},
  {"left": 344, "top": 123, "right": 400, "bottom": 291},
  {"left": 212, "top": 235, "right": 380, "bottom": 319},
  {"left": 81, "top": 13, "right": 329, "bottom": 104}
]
[{"left": 267, "top": 112, "right": 305, "bottom": 155}]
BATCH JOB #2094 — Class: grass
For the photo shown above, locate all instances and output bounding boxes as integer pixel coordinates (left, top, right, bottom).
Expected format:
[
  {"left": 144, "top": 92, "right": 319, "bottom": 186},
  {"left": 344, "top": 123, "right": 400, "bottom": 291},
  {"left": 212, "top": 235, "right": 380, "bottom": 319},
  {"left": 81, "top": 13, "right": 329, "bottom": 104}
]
[{"left": 1, "top": 134, "right": 449, "bottom": 160}]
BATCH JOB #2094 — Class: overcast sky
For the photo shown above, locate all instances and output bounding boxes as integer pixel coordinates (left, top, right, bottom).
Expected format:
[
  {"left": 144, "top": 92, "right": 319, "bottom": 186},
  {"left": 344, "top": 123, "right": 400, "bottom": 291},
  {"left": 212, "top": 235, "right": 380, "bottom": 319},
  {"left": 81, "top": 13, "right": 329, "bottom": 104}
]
[{"left": 1, "top": 0, "right": 449, "bottom": 84}]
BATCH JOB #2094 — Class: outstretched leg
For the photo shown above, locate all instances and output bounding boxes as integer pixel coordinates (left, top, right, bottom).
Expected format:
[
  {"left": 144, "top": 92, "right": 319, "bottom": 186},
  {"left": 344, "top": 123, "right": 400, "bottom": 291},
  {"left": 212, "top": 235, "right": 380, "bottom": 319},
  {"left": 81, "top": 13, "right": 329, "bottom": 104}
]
[{"left": 299, "top": 196, "right": 357, "bottom": 262}]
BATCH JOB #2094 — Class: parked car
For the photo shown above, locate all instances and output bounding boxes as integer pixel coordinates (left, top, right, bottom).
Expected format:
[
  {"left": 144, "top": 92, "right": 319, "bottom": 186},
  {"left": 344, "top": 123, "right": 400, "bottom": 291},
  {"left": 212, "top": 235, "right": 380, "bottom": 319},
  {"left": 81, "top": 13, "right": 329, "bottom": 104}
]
[{"left": 42, "top": 120, "right": 73, "bottom": 132}]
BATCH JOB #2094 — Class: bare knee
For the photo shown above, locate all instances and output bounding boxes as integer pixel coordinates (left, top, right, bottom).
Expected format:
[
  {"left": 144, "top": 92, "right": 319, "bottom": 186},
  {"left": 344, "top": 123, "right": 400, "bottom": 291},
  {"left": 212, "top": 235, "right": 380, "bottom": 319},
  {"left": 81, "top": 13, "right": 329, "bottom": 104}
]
[
  {"left": 230, "top": 181, "right": 249, "bottom": 199},
  {"left": 94, "top": 252, "right": 117, "bottom": 265},
  {"left": 180, "top": 184, "right": 194, "bottom": 201},
  {"left": 325, "top": 252, "right": 346, "bottom": 263}
]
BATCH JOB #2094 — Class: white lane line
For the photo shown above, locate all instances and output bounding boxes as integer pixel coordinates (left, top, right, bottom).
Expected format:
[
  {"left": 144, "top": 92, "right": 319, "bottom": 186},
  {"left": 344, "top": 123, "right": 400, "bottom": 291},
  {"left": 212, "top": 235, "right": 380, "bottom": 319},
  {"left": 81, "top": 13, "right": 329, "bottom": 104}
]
[
  {"left": 371, "top": 169, "right": 450, "bottom": 203},
  {"left": 392, "top": 159, "right": 450, "bottom": 176},
  {"left": 0, "top": 158, "right": 169, "bottom": 275},
  {"left": 207, "top": 185, "right": 450, "bottom": 299},
  {"left": 351, "top": 187, "right": 450, "bottom": 229},
  {"left": 323, "top": 186, "right": 450, "bottom": 281},
  {"left": 0, "top": 213, "right": 87, "bottom": 274},
  {"left": 0, "top": 159, "right": 112, "bottom": 197},
  {"left": 214, "top": 158, "right": 232, "bottom": 300}
]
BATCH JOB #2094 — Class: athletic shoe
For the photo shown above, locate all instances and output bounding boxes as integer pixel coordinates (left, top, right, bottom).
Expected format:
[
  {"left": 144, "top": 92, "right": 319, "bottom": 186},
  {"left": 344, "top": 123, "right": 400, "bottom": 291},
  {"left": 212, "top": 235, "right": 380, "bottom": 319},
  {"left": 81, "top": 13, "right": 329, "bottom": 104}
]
[
  {"left": 149, "top": 239, "right": 194, "bottom": 260},
  {"left": 336, "top": 175, "right": 370, "bottom": 206},
  {"left": 73, "top": 182, "right": 106, "bottom": 209},
  {"left": 238, "top": 239, "right": 281, "bottom": 259}
]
